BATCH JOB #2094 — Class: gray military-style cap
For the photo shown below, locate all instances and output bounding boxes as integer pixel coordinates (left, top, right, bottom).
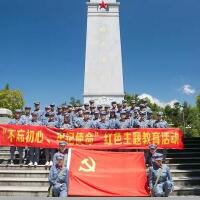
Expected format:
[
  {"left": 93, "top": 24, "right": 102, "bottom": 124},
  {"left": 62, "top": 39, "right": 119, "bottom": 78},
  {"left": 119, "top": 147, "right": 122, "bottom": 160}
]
[
  {"left": 59, "top": 141, "right": 67, "bottom": 146},
  {"left": 149, "top": 144, "right": 157, "bottom": 150}
]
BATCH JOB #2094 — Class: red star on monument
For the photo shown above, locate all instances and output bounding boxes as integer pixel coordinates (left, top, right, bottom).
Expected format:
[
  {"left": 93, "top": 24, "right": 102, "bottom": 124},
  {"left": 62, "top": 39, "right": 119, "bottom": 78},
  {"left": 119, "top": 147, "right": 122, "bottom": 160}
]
[{"left": 99, "top": 0, "right": 108, "bottom": 10}]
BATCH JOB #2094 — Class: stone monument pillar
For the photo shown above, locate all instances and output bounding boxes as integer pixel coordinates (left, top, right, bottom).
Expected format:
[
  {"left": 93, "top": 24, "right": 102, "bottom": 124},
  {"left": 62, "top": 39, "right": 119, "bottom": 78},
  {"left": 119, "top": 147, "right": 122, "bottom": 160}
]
[{"left": 83, "top": 0, "right": 124, "bottom": 105}]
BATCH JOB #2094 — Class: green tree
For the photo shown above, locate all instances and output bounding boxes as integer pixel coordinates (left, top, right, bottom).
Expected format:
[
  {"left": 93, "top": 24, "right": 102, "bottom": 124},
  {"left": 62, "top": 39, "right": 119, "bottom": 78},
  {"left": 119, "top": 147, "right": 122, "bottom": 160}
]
[
  {"left": 196, "top": 95, "right": 200, "bottom": 113},
  {"left": 0, "top": 84, "right": 24, "bottom": 113},
  {"left": 4, "top": 83, "right": 10, "bottom": 90},
  {"left": 69, "top": 97, "right": 81, "bottom": 106},
  {"left": 124, "top": 92, "right": 139, "bottom": 106},
  {"left": 164, "top": 105, "right": 173, "bottom": 124}
]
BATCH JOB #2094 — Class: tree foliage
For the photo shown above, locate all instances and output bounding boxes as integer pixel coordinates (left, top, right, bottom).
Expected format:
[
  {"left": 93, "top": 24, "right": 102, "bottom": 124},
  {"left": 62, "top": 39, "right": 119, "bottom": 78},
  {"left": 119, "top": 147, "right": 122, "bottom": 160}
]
[
  {"left": 69, "top": 97, "right": 81, "bottom": 106},
  {"left": 0, "top": 84, "right": 25, "bottom": 113}
]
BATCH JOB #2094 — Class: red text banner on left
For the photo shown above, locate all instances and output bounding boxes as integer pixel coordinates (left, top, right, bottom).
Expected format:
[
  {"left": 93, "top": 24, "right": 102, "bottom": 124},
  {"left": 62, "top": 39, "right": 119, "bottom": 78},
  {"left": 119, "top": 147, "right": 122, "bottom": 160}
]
[{"left": 0, "top": 124, "right": 184, "bottom": 149}]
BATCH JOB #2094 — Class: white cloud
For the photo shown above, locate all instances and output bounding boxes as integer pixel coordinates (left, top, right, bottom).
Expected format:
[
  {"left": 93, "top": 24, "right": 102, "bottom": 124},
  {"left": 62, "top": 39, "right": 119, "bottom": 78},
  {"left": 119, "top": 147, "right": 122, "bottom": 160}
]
[
  {"left": 181, "top": 84, "right": 196, "bottom": 95},
  {"left": 138, "top": 93, "right": 178, "bottom": 108}
]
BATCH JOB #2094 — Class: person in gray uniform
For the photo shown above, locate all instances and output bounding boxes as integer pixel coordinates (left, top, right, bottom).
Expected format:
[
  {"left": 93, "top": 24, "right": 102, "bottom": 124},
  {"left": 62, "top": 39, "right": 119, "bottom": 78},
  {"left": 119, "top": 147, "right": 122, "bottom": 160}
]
[
  {"left": 53, "top": 141, "right": 68, "bottom": 167},
  {"left": 48, "top": 155, "right": 68, "bottom": 197},
  {"left": 145, "top": 144, "right": 159, "bottom": 167},
  {"left": 130, "top": 108, "right": 140, "bottom": 128},
  {"left": 142, "top": 98, "right": 152, "bottom": 113},
  {"left": 44, "top": 112, "right": 58, "bottom": 167},
  {"left": 89, "top": 100, "right": 95, "bottom": 107},
  {"left": 97, "top": 105, "right": 103, "bottom": 113},
  {"left": 154, "top": 112, "right": 168, "bottom": 128},
  {"left": 116, "top": 103, "right": 123, "bottom": 119},
  {"left": 104, "top": 105, "right": 111, "bottom": 120},
  {"left": 147, "top": 110, "right": 155, "bottom": 128},
  {"left": 122, "top": 100, "right": 128, "bottom": 110},
  {"left": 89, "top": 105, "right": 96, "bottom": 116},
  {"left": 92, "top": 111, "right": 100, "bottom": 128},
  {"left": 61, "top": 105, "right": 68, "bottom": 116},
  {"left": 109, "top": 110, "right": 118, "bottom": 129},
  {"left": 111, "top": 101, "right": 117, "bottom": 112},
  {"left": 8, "top": 109, "right": 26, "bottom": 166},
  {"left": 60, "top": 114, "right": 74, "bottom": 129},
  {"left": 116, "top": 110, "right": 131, "bottom": 129},
  {"left": 27, "top": 112, "right": 42, "bottom": 167},
  {"left": 73, "top": 108, "right": 84, "bottom": 128},
  {"left": 83, "top": 103, "right": 90, "bottom": 112},
  {"left": 34, "top": 102, "right": 43, "bottom": 121},
  {"left": 136, "top": 111, "right": 149, "bottom": 128},
  {"left": 149, "top": 154, "right": 174, "bottom": 197},
  {"left": 50, "top": 103, "right": 56, "bottom": 114},
  {"left": 21, "top": 106, "right": 32, "bottom": 124},
  {"left": 55, "top": 106, "right": 63, "bottom": 127},
  {"left": 67, "top": 104, "right": 74, "bottom": 125},
  {"left": 129, "top": 100, "right": 136, "bottom": 116},
  {"left": 96, "top": 111, "right": 110, "bottom": 129},
  {"left": 41, "top": 106, "right": 51, "bottom": 125},
  {"left": 76, "top": 111, "right": 94, "bottom": 128}
]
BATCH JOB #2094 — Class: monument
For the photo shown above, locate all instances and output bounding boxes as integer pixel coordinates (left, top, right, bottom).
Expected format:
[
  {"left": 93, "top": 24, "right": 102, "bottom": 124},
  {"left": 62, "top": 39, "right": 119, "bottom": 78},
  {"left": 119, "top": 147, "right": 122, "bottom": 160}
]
[{"left": 83, "top": 0, "right": 124, "bottom": 105}]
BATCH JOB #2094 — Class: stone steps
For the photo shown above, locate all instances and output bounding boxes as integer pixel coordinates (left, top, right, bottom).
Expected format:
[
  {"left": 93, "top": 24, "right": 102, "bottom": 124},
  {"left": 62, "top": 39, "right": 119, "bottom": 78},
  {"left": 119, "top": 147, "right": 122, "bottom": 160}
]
[
  {"left": 166, "top": 157, "right": 200, "bottom": 163},
  {"left": 172, "top": 177, "right": 200, "bottom": 187},
  {"left": 0, "top": 165, "right": 48, "bottom": 170},
  {"left": 0, "top": 177, "right": 49, "bottom": 187},
  {"left": 168, "top": 148, "right": 200, "bottom": 152},
  {"left": 0, "top": 138, "right": 200, "bottom": 196},
  {"left": 168, "top": 163, "right": 200, "bottom": 170},
  {"left": 0, "top": 186, "right": 48, "bottom": 196},
  {"left": 184, "top": 144, "right": 200, "bottom": 148},
  {"left": 170, "top": 138, "right": 200, "bottom": 197},
  {"left": 167, "top": 152, "right": 200, "bottom": 157},
  {"left": 172, "top": 186, "right": 200, "bottom": 196},
  {"left": 0, "top": 170, "right": 49, "bottom": 178},
  {"left": 183, "top": 140, "right": 200, "bottom": 143},
  {"left": 170, "top": 169, "right": 200, "bottom": 177}
]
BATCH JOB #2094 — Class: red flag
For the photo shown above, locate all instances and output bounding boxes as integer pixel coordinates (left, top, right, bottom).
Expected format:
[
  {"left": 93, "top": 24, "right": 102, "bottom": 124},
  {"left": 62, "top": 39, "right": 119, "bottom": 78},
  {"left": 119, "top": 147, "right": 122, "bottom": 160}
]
[{"left": 68, "top": 149, "right": 150, "bottom": 196}]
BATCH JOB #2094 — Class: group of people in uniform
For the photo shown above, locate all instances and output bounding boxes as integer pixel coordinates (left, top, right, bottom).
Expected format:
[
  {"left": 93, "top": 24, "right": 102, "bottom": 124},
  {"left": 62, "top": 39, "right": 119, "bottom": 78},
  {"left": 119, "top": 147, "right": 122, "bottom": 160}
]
[
  {"left": 8, "top": 99, "right": 168, "bottom": 167},
  {"left": 7, "top": 98, "right": 173, "bottom": 197}
]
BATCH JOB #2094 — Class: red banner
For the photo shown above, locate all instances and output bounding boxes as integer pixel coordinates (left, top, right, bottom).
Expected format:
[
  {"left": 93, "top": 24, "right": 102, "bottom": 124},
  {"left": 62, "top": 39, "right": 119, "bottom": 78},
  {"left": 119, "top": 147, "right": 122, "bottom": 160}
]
[
  {"left": 0, "top": 124, "right": 184, "bottom": 149},
  {"left": 68, "top": 149, "right": 150, "bottom": 196}
]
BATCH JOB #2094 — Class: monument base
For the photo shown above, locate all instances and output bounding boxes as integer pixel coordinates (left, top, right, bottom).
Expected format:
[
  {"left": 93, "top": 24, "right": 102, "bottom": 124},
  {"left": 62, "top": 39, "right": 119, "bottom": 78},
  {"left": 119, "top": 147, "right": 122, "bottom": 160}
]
[{"left": 84, "top": 95, "right": 124, "bottom": 105}]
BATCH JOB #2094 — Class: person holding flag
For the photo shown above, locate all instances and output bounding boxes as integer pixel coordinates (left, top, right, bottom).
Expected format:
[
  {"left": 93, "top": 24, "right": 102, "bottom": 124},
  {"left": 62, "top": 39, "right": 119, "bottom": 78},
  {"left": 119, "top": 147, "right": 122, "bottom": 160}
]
[
  {"left": 48, "top": 154, "right": 68, "bottom": 197},
  {"left": 149, "top": 154, "right": 174, "bottom": 197}
]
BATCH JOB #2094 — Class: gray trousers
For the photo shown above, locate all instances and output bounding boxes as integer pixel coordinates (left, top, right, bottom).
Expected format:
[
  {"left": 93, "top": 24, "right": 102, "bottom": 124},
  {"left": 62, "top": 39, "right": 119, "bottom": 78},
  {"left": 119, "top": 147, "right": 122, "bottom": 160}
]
[
  {"left": 45, "top": 149, "right": 56, "bottom": 162},
  {"left": 153, "top": 181, "right": 174, "bottom": 197},
  {"left": 53, "top": 183, "right": 67, "bottom": 197},
  {"left": 10, "top": 147, "right": 24, "bottom": 163},
  {"left": 29, "top": 148, "right": 40, "bottom": 163}
]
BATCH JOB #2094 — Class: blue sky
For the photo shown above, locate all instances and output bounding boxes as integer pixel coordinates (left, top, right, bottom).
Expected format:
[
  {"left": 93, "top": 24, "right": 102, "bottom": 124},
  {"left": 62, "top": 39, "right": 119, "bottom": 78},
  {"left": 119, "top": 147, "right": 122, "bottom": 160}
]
[{"left": 0, "top": 0, "right": 199, "bottom": 107}]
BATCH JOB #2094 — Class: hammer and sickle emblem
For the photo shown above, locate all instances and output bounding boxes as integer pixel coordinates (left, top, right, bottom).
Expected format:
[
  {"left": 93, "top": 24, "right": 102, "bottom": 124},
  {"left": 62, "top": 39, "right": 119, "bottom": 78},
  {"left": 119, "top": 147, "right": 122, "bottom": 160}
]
[{"left": 78, "top": 157, "right": 96, "bottom": 173}]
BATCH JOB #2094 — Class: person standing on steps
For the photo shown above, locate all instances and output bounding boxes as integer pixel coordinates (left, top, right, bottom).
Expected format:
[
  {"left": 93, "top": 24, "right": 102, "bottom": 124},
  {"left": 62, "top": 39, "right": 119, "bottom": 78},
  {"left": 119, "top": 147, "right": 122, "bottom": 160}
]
[
  {"left": 27, "top": 111, "right": 42, "bottom": 167},
  {"left": 8, "top": 109, "right": 26, "bottom": 166}
]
